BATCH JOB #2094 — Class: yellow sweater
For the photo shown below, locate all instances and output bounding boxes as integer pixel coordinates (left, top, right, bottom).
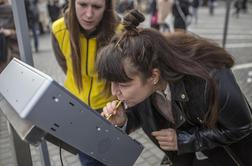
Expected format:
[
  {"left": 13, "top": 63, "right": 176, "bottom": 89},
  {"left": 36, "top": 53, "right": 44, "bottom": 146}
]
[{"left": 52, "top": 18, "right": 114, "bottom": 110}]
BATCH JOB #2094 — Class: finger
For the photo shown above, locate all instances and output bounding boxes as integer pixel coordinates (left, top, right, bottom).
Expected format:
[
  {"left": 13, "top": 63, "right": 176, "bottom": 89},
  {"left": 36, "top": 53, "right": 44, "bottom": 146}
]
[
  {"left": 106, "top": 102, "right": 114, "bottom": 113},
  {"left": 165, "top": 128, "right": 176, "bottom": 133},
  {"left": 152, "top": 130, "right": 171, "bottom": 137},
  {"left": 158, "top": 141, "right": 174, "bottom": 147},
  {"left": 101, "top": 106, "right": 109, "bottom": 117},
  {"left": 101, "top": 111, "right": 105, "bottom": 116},
  {"left": 160, "top": 145, "right": 176, "bottom": 151},
  {"left": 107, "top": 101, "right": 118, "bottom": 113},
  {"left": 154, "top": 136, "right": 168, "bottom": 142},
  {"left": 156, "top": 135, "right": 176, "bottom": 141},
  {"left": 152, "top": 131, "right": 164, "bottom": 137},
  {"left": 104, "top": 102, "right": 116, "bottom": 116}
]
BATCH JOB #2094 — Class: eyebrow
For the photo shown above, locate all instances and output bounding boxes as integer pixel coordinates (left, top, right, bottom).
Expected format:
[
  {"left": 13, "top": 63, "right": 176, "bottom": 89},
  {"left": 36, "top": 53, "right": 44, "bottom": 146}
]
[{"left": 79, "top": 1, "right": 104, "bottom": 7}]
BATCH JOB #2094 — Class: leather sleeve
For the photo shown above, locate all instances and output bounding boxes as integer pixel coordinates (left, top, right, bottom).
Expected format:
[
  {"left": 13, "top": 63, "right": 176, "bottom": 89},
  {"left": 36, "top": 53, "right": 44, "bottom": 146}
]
[
  {"left": 125, "top": 104, "right": 143, "bottom": 134},
  {"left": 177, "top": 68, "right": 252, "bottom": 154},
  {"left": 51, "top": 33, "right": 67, "bottom": 74}
]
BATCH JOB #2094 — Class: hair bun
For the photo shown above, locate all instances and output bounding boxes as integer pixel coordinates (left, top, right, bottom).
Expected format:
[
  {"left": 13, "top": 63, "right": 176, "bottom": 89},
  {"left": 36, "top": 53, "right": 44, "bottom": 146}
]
[{"left": 123, "top": 9, "right": 145, "bottom": 31}]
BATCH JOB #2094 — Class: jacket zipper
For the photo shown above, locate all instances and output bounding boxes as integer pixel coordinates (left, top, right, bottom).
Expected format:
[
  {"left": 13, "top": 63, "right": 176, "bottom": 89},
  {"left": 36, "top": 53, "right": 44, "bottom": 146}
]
[
  {"left": 85, "top": 39, "right": 89, "bottom": 75},
  {"left": 224, "top": 146, "right": 242, "bottom": 166},
  {"left": 179, "top": 102, "right": 194, "bottom": 126},
  {"left": 88, "top": 78, "right": 93, "bottom": 106},
  {"left": 85, "top": 39, "right": 92, "bottom": 106}
]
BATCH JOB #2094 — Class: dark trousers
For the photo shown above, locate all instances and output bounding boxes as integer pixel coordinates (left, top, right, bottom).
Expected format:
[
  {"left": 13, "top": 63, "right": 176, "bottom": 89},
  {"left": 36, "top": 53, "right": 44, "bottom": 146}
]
[
  {"left": 173, "top": 153, "right": 214, "bottom": 166},
  {"left": 30, "top": 23, "right": 39, "bottom": 52},
  {"left": 79, "top": 151, "right": 105, "bottom": 166},
  {"left": 172, "top": 149, "right": 241, "bottom": 166}
]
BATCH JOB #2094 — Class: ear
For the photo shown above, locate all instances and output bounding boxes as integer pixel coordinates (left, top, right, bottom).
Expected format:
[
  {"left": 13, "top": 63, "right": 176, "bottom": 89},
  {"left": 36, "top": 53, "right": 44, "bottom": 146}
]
[{"left": 150, "top": 68, "right": 161, "bottom": 85}]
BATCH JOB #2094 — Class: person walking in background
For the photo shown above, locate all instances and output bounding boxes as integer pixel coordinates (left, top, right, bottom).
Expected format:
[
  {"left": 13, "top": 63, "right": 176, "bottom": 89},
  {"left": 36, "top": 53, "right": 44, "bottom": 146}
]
[
  {"left": 233, "top": 0, "right": 242, "bottom": 18},
  {"left": 97, "top": 10, "right": 252, "bottom": 166},
  {"left": 150, "top": 0, "right": 159, "bottom": 30},
  {"left": 172, "top": 0, "right": 190, "bottom": 32},
  {"left": 51, "top": 0, "right": 119, "bottom": 165},
  {"left": 37, "top": 0, "right": 50, "bottom": 34},
  {"left": 116, "top": 0, "right": 134, "bottom": 14},
  {"left": 0, "top": 0, "right": 19, "bottom": 72},
  {"left": 208, "top": 0, "right": 215, "bottom": 15},
  {"left": 25, "top": 0, "right": 40, "bottom": 52},
  {"left": 47, "top": 0, "right": 62, "bottom": 23},
  {"left": 191, "top": 0, "right": 200, "bottom": 24},
  {"left": 241, "top": 0, "right": 248, "bottom": 13},
  {"left": 157, "top": 0, "right": 173, "bottom": 33}
]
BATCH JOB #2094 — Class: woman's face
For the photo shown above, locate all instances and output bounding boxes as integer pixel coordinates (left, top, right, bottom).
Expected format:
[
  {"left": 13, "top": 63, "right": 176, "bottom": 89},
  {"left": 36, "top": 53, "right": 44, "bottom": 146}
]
[
  {"left": 75, "top": 0, "right": 106, "bottom": 32},
  {"left": 111, "top": 62, "right": 156, "bottom": 108}
]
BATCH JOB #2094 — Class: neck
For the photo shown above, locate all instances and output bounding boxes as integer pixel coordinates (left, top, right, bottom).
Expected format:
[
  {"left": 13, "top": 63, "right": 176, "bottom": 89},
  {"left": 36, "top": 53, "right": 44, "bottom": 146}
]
[{"left": 80, "top": 26, "right": 98, "bottom": 38}]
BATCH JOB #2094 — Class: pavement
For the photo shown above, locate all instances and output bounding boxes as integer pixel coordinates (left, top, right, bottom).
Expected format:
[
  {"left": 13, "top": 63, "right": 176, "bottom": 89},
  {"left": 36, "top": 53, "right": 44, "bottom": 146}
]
[{"left": 1, "top": 1, "right": 252, "bottom": 166}]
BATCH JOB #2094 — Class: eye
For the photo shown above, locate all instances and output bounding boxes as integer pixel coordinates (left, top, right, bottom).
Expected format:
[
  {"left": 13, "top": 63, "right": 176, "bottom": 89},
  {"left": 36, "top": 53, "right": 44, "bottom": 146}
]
[
  {"left": 92, "top": 5, "right": 102, "bottom": 9},
  {"left": 78, "top": 2, "right": 87, "bottom": 7},
  {"left": 118, "top": 83, "right": 130, "bottom": 88}
]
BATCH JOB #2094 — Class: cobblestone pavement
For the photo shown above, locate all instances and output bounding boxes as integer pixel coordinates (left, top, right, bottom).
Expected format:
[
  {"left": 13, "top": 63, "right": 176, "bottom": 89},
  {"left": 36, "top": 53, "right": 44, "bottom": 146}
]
[{"left": 1, "top": 2, "right": 252, "bottom": 166}]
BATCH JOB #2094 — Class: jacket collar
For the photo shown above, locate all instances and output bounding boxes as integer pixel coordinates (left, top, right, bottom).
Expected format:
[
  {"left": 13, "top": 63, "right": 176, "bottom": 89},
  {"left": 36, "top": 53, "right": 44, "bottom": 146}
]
[
  {"left": 170, "top": 79, "right": 189, "bottom": 128},
  {"left": 170, "top": 79, "right": 189, "bottom": 102},
  {"left": 79, "top": 24, "right": 99, "bottom": 39}
]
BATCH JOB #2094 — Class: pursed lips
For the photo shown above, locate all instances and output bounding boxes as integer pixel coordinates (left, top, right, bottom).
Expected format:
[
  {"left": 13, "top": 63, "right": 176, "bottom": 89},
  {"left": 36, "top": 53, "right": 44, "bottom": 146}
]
[{"left": 82, "top": 19, "right": 93, "bottom": 24}]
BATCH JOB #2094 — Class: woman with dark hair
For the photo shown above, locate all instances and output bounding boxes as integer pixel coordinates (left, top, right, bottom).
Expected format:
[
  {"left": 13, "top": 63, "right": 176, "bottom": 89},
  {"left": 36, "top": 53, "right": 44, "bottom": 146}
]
[
  {"left": 98, "top": 9, "right": 252, "bottom": 166},
  {"left": 51, "top": 0, "right": 118, "bottom": 165}
]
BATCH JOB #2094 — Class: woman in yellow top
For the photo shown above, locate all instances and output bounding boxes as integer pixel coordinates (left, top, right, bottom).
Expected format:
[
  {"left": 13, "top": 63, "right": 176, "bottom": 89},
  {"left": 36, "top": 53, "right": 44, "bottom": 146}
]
[{"left": 51, "top": 0, "right": 118, "bottom": 165}]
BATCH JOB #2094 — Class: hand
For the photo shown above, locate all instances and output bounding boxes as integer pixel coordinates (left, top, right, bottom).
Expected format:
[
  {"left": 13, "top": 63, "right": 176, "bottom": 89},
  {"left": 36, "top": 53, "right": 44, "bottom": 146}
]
[
  {"left": 152, "top": 128, "right": 178, "bottom": 151},
  {"left": 0, "top": 28, "right": 14, "bottom": 36},
  {"left": 101, "top": 100, "right": 127, "bottom": 127}
]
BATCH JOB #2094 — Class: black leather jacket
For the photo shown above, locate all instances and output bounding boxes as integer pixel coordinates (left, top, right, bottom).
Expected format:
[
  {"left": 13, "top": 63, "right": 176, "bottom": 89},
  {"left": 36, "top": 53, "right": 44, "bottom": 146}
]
[{"left": 125, "top": 68, "right": 252, "bottom": 166}]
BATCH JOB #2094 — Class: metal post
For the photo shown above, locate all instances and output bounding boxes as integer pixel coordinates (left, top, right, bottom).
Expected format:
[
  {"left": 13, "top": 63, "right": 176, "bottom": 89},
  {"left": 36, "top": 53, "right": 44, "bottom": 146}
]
[
  {"left": 8, "top": 124, "right": 33, "bottom": 166},
  {"left": 39, "top": 140, "right": 51, "bottom": 166},
  {"left": 222, "top": 0, "right": 232, "bottom": 49},
  {"left": 11, "top": 0, "right": 33, "bottom": 65},
  {"left": 7, "top": 0, "right": 33, "bottom": 165},
  {"left": 10, "top": 0, "right": 51, "bottom": 165}
]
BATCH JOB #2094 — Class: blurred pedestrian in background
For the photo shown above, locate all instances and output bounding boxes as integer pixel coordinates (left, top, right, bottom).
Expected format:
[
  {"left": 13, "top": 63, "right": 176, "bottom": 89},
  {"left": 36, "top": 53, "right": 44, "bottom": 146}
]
[
  {"left": 208, "top": 0, "right": 215, "bottom": 15},
  {"left": 47, "top": 0, "right": 62, "bottom": 23},
  {"left": 37, "top": 0, "right": 50, "bottom": 34},
  {"left": 233, "top": 0, "right": 242, "bottom": 18},
  {"left": 157, "top": 0, "right": 173, "bottom": 33},
  {"left": 150, "top": 0, "right": 159, "bottom": 30},
  {"left": 241, "top": 0, "right": 248, "bottom": 13},
  {"left": 25, "top": 0, "right": 39, "bottom": 52},
  {"left": 0, "top": 0, "right": 19, "bottom": 72},
  {"left": 51, "top": 0, "right": 119, "bottom": 165},
  {"left": 116, "top": 0, "right": 134, "bottom": 14},
  {"left": 191, "top": 0, "right": 200, "bottom": 24},
  {"left": 172, "top": 0, "right": 190, "bottom": 32},
  {"left": 98, "top": 10, "right": 252, "bottom": 166}
]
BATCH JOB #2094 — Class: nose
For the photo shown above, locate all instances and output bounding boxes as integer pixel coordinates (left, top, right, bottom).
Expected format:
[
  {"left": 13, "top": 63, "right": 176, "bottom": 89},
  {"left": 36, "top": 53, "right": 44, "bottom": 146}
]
[
  {"left": 85, "top": 6, "right": 93, "bottom": 18},
  {"left": 111, "top": 82, "right": 120, "bottom": 96}
]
